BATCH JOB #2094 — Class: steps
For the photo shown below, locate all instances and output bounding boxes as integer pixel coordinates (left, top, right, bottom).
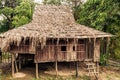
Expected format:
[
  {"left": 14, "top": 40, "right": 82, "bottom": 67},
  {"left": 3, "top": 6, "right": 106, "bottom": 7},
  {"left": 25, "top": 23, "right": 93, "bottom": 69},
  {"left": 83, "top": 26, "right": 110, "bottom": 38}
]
[{"left": 84, "top": 59, "right": 99, "bottom": 79}]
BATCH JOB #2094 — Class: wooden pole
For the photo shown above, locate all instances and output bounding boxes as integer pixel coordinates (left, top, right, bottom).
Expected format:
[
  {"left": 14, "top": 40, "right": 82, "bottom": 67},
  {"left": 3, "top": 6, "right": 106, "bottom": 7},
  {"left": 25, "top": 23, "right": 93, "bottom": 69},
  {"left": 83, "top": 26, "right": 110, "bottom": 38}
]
[
  {"left": 14, "top": 54, "right": 18, "bottom": 73},
  {"left": 55, "top": 38, "right": 59, "bottom": 77},
  {"left": 11, "top": 53, "right": 15, "bottom": 78},
  {"left": 106, "top": 37, "right": 110, "bottom": 64},
  {"left": 55, "top": 61, "right": 58, "bottom": 76},
  {"left": 36, "top": 63, "right": 39, "bottom": 78},
  {"left": 75, "top": 61, "right": 78, "bottom": 77},
  {"left": 18, "top": 55, "right": 21, "bottom": 70},
  {"left": 74, "top": 38, "right": 78, "bottom": 77},
  {"left": 96, "top": 62, "right": 99, "bottom": 75},
  {"left": 85, "top": 39, "right": 88, "bottom": 59}
]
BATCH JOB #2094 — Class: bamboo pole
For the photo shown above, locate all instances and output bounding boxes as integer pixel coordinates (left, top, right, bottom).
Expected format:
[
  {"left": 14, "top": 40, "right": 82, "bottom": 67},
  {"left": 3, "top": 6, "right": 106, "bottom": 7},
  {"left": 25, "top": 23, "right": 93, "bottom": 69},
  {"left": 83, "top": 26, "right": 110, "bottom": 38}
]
[
  {"left": 11, "top": 53, "right": 15, "bottom": 78},
  {"left": 36, "top": 63, "right": 39, "bottom": 78}
]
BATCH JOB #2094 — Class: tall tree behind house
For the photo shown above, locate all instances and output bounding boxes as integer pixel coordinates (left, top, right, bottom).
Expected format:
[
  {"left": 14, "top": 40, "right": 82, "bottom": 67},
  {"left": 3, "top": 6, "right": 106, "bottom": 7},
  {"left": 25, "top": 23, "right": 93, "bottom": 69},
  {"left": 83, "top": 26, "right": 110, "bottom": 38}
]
[{"left": 0, "top": 0, "right": 34, "bottom": 33}]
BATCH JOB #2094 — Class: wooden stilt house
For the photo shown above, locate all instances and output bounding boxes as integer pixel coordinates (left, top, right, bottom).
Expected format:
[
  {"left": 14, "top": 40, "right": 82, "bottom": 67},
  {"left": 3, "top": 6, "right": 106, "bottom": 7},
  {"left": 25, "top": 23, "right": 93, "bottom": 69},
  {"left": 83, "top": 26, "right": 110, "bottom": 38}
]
[{"left": 0, "top": 5, "right": 112, "bottom": 78}]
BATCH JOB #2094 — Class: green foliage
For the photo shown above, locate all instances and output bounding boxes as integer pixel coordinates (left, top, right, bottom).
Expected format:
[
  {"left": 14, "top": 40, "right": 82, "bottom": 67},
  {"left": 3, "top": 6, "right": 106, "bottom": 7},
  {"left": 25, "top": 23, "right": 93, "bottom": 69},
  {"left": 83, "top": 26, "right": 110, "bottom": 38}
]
[
  {"left": 43, "top": 0, "right": 61, "bottom": 5},
  {"left": 0, "top": 0, "right": 34, "bottom": 32},
  {"left": 114, "top": 48, "right": 120, "bottom": 59},
  {"left": 0, "top": 7, "right": 13, "bottom": 16},
  {"left": 100, "top": 53, "right": 108, "bottom": 65},
  {"left": 0, "top": 20, "right": 9, "bottom": 33},
  {"left": 76, "top": 0, "right": 120, "bottom": 59},
  {"left": 12, "top": 16, "right": 29, "bottom": 27},
  {"left": 12, "top": 0, "right": 34, "bottom": 27},
  {"left": 76, "top": 0, "right": 119, "bottom": 30},
  {"left": 2, "top": 52, "right": 10, "bottom": 59}
]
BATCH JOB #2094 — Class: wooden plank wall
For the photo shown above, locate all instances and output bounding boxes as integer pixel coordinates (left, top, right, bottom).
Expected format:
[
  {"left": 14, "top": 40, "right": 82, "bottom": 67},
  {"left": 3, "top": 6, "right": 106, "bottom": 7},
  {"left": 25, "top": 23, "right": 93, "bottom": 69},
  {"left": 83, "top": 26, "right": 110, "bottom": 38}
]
[
  {"left": 94, "top": 39, "right": 100, "bottom": 62},
  {"left": 9, "top": 38, "right": 101, "bottom": 63},
  {"left": 77, "top": 44, "right": 85, "bottom": 61},
  {"left": 86, "top": 39, "right": 94, "bottom": 59},
  {"left": 35, "top": 45, "right": 55, "bottom": 62},
  {"left": 10, "top": 45, "right": 35, "bottom": 54},
  {"left": 35, "top": 39, "right": 86, "bottom": 63}
]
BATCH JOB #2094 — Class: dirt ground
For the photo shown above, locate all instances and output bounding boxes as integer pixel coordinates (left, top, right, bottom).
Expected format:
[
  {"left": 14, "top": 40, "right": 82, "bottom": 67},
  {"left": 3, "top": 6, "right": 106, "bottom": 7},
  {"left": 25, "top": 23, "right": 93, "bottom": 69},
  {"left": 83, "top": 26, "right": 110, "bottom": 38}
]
[{"left": 0, "top": 60, "right": 120, "bottom": 80}]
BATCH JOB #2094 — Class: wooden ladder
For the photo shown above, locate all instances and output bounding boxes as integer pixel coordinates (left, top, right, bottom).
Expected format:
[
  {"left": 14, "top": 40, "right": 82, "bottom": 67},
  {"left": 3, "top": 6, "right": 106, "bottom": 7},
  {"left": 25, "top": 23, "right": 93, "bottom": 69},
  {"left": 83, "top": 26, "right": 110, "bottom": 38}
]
[{"left": 84, "top": 59, "right": 99, "bottom": 79}]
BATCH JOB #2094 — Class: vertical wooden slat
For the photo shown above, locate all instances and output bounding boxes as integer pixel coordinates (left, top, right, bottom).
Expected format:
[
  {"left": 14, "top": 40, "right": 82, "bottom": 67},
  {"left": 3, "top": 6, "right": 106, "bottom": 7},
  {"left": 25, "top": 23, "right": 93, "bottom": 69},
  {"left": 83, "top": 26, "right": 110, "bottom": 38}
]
[
  {"left": 74, "top": 38, "right": 77, "bottom": 60},
  {"left": 85, "top": 39, "right": 88, "bottom": 59},
  {"left": 15, "top": 54, "right": 18, "bottom": 72},
  {"left": 18, "top": 55, "right": 21, "bottom": 70},
  {"left": 88, "top": 39, "right": 92, "bottom": 59},
  {"left": 106, "top": 37, "right": 110, "bottom": 62},
  {"left": 12, "top": 53, "right": 15, "bottom": 78}
]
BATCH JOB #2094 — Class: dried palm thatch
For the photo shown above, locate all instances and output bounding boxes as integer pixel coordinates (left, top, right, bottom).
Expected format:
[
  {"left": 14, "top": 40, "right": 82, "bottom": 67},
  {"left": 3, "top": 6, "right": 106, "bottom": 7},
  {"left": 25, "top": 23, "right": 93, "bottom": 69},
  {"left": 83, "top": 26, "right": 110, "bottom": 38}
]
[{"left": 0, "top": 5, "right": 112, "bottom": 52}]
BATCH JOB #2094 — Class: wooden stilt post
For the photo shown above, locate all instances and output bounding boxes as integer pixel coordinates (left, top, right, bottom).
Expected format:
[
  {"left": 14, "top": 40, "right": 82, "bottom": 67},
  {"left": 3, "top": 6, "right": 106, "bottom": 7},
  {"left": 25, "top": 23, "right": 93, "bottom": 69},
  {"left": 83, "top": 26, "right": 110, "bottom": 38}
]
[
  {"left": 76, "top": 61, "right": 78, "bottom": 77},
  {"left": 55, "top": 38, "right": 59, "bottom": 77},
  {"left": 74, "top": 38, "right": 78, "bottom": 77},
  {"left": 55, "top": 61, "right": 58, "bottom": 76},
  {"left": 106, "top": 37, "right": 110, "bottom": 64},
  {"left": 96, "top": 62, "right": 99, "bottom": 75},
  {"left": 14, "top": 54, "right": 18, "bottom": 73},
  {"left": 18, "top": 55, "right": 21, "bottom": 70},
  {"left": 36, "top": 63, "right": 38, "bottom": 78},
  {"left": 11, "top": 53, "right": 15, "bottom": 78}
]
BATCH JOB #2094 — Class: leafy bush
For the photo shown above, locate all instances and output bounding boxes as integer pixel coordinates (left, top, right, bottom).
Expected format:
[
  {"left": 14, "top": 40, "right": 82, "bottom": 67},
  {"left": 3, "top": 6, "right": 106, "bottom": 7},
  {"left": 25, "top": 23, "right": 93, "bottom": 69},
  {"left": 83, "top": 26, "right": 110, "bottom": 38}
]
[
  {"left": 100, "top": 53, "right": 108, "bottom": 65},
  {"left": 114, "top": 48, "right": 120, "bottom": 59}
]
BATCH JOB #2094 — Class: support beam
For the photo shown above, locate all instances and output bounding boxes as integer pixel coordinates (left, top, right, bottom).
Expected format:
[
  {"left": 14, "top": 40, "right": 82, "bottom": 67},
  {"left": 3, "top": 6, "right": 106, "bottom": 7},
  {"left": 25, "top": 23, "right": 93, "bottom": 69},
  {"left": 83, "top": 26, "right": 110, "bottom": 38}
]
[
  {"left": 85, "top": 39, "right": 88, "bottom": 59},
  {"left": 18, "top": 55, "right": 21, "bottom": 70},
  {"left": 36, "top": 63, "right": 39, "bottom": 78},
  {"left": 96, "top": 62, "right": 99, "bottom": 75},
  {"left": 75, "top": 61, "right": 78, "bottom": 77},
  {"left": 55, "top": 61, "right": 58, "bottom": 76},
  {"left": 14, "top": 54, "right": 18, "bottom": 73},
  {"left": 106, "top": 37, "right": 110, "bottom": 63},
  {"left": 11, "top": 53, "right": 15, "bottom": 78},
  {"left": 55, "top": 38, "right": 59, "bottom": 77}
]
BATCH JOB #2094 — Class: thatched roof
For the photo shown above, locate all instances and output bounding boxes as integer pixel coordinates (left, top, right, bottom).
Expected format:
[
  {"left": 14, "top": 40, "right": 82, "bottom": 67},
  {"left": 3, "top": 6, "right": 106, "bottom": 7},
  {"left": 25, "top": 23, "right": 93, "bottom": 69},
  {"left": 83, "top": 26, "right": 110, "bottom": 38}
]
[{"left": 0, "top": 5, "right": 112, "bottom": 51}]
